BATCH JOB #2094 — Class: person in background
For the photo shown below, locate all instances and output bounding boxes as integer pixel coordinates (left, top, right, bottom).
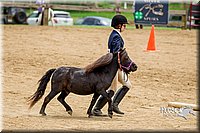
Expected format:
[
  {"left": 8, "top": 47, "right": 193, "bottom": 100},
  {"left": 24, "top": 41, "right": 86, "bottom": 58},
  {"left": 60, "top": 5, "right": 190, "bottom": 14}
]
[
  {"left": 115, "top": 5, "right": 121, "bottom": 14},
  {"left": 36, "top": 0, "right": 45, "bottom": 25},
  {"left": 48, "top": 5, "right": 54, "bottom": 26},
  {"left": 92, "top": 14, "right": 132, "bottom": 116},
  {"left": 36, "top": 5, "right": 45, "bottom": 25}
]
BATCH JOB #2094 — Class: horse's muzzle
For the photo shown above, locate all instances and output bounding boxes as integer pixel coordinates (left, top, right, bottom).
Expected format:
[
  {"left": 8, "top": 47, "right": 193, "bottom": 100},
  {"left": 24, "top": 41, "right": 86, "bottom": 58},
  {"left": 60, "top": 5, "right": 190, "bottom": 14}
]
[
  {"left": 131, "top": 63, "right": 137, "bottom": 72},
  {"left": 123, "top": 63, "right": 137, "bottom": 74}
]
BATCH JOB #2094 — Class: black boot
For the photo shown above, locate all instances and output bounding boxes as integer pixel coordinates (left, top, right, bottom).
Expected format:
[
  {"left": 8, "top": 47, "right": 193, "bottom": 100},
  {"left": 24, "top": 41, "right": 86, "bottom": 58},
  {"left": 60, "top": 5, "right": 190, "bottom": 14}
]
[
  {"left": 92, "top": 90, "right": 114, "bottom": 116},
  {"left": 112, "top": 86, "right": 129, "bottom": 114},
  {"left": 135, "top": 24, "right": 139, "bottom": 29}
]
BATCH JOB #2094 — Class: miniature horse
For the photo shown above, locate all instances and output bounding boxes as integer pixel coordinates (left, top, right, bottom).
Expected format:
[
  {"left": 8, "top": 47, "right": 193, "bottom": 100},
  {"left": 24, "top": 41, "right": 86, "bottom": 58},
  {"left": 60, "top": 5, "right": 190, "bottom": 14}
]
[{"left": 28, "top": 49, "right": 137, "bottom": 118}]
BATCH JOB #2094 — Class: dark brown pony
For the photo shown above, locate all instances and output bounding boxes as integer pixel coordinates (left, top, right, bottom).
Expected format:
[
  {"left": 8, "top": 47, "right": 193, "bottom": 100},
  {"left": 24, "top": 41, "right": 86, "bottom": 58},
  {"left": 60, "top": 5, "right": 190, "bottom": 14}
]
[{"left": 28, "top": 49, "right": 137, "bottom": 118}]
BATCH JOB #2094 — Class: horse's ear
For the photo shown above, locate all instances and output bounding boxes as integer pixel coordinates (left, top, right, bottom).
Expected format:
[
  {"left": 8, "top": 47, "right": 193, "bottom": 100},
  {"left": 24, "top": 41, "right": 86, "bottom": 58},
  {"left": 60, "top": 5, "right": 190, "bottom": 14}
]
[
  {"left": 120, "top": 48, "right": 126, "bottom": 53},
  {"left": 120, "top": 48, "right": 126, "bottom": 52}
]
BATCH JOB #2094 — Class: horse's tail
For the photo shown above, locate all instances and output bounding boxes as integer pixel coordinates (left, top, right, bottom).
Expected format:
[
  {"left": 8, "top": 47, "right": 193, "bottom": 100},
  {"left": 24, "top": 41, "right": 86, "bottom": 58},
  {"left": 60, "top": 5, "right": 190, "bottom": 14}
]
[{"left": 28, "top": 68, "right": 56, "bottom": 109}]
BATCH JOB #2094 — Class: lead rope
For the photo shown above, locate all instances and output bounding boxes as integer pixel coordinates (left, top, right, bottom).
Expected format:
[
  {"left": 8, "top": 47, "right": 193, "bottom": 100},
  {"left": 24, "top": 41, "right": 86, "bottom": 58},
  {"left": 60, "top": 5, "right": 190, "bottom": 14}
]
[
  {"left": 118, "top": 52, "right": 122, "bottom": 71},
  {"left": 118, "top": 52, "right": 129, "bottom": 82}
]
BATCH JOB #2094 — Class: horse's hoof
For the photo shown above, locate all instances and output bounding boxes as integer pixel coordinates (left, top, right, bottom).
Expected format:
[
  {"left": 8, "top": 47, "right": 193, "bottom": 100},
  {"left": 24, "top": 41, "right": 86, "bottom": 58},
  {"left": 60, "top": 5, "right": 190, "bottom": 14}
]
[
  {"left": 40, "top": 112, "right": 46, "bottom": 116},
  {"left": 67, "top": 110, "right": 73, "bottom": 116},
  {"left": 88, "top": 114, "right": 93, "bottom": 118},
  {"left": 87, "top": 112, "right": 92, "bottom": 118},
  {"left": 108, "top": 114, "right": 113, "bottom": 118}
]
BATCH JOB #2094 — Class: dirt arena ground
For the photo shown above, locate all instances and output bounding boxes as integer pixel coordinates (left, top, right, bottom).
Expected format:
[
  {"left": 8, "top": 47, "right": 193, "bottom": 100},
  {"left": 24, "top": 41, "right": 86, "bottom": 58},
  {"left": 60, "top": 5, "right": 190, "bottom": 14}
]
[{"left": 2, "top": 25, "right": 199, "bottom": 132}]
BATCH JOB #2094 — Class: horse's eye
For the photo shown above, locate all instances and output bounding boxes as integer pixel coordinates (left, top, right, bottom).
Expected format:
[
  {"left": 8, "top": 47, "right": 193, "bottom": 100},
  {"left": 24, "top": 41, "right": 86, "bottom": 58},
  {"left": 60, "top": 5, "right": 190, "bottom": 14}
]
[{"left": 125, "top": 57, "right": 129, "bottom": 60}]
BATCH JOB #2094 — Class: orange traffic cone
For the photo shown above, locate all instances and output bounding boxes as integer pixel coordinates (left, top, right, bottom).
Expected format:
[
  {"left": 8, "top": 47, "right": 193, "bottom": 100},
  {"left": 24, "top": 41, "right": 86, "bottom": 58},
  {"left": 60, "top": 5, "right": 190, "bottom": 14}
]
[{"left": 146, "top": 25, "right": 156, "bottom": 51}]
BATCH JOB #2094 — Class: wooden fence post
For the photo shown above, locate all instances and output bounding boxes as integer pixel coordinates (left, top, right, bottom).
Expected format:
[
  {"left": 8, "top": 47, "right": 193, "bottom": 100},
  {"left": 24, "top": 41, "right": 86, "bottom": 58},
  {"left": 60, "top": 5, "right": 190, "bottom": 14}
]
[
  {"left": 42, "top": 4, "right": 48, "bottom": 26},
  {"left": 182, "top": 3, "right": 187, "bottom": 29}
]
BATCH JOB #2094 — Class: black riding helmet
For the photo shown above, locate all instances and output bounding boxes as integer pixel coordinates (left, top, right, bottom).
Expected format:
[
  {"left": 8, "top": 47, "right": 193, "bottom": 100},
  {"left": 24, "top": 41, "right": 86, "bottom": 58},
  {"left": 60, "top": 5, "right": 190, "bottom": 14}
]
[{"left": 111, "top": 15, "right": 128, "bottom": 28}]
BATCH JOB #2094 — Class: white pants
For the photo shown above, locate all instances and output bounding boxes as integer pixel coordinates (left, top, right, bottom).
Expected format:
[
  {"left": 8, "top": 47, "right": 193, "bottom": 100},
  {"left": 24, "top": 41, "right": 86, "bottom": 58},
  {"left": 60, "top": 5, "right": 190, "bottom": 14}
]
[
  {"left": 109, "top": 69, "right": 132, "bottom": 92},
  {"left": 49, "top": 18, "right": 54, "bottom": 26},
  {"left": 37, "top": 13, "right": 43, "bottom": 25}
]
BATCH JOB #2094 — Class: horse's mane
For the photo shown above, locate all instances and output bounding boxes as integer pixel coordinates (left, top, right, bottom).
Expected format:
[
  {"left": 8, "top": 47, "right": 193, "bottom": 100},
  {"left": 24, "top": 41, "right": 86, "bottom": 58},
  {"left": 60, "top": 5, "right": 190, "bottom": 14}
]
[{"left": 84, "top": 53, "right": 113, "bottom": 73}]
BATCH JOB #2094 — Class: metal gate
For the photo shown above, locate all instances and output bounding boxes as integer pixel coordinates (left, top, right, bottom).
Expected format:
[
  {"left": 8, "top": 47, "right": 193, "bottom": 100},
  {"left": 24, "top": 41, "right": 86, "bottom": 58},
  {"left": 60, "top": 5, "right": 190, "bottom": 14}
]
[{"left": 189, "top": 2, "right": 200, "bottom": 29}]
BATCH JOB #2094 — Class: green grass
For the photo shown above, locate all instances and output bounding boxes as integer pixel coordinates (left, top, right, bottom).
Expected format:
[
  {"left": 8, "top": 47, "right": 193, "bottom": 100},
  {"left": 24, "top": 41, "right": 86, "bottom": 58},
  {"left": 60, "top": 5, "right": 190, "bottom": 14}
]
[
  {"left": 56, "top": 3, "right": 190, "bottom": 23},
  {"left": 169, "top": 3, "right": 189, "bottom": 10},
  {"left": 25, "top": 8, "right": 134, "bottom": 23},
  {"left": 25, "top": 3, "right": 189, "bottom": 29},
  {"left": 26, "top": 3, "right": 189, "bottom": 22},
  {"left": 97, "top": 2, "right": 115, "bottom": 8},
  {"left": 67, "top": 10, "right": 134, "bottom": 22}
]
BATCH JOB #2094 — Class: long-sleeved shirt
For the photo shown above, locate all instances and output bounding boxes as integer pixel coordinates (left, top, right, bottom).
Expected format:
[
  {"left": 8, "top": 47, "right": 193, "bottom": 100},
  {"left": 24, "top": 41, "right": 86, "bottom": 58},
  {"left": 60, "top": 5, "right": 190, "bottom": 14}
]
[{"left": 108, "top": 29, "right": 124, "bottom": 53}]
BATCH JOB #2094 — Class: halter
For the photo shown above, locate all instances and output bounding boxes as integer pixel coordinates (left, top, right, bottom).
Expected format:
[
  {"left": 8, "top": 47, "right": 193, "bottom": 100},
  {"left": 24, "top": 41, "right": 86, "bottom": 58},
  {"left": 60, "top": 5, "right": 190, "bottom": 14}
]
[
  {"left": 118, "top": 51, "right": 133, "bottom": 82},
  {"left": 117, "top": 51, "right": 133, "bottom": 71}
]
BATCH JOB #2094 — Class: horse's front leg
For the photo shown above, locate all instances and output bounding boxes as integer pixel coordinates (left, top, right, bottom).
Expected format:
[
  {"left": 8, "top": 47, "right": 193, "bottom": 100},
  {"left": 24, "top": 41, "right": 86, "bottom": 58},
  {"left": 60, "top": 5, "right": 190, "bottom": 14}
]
[
  {"left": 87, "top": 92, "right": 100, "bottom": 118},
  {"left": 100, "top": 90, "right": 114, "bottom": 118}
]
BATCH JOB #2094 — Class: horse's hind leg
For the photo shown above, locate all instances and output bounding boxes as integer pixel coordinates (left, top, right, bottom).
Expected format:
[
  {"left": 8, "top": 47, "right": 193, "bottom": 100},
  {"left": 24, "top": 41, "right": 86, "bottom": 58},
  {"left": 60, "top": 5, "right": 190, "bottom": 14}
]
[
  {"left": 57, "top": 90, "right": 73, "bottom": 115},
  {"left": 39, "top": 89, "right": 60, "bottom": 116}
]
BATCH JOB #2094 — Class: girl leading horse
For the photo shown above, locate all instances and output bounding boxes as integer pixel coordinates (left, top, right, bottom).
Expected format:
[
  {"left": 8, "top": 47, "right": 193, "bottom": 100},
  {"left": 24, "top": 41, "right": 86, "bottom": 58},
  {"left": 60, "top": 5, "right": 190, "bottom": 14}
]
[{"left": 28, "top": 49, "right": 137, "bottom": 118}]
